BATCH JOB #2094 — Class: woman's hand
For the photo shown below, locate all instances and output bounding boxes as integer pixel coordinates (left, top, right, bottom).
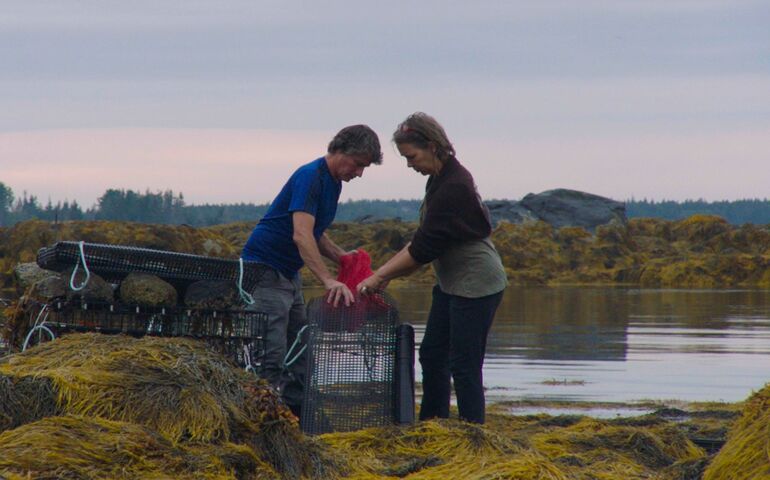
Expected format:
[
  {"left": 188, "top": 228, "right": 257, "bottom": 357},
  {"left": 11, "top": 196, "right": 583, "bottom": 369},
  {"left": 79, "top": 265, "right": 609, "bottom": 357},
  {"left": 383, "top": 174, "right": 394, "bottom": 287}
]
[
  {"left": 324, "top": 278, "right": 355, "bottom": 307},
  {"left": 357, "top": 272, "right": 387, "bottom": 296}
]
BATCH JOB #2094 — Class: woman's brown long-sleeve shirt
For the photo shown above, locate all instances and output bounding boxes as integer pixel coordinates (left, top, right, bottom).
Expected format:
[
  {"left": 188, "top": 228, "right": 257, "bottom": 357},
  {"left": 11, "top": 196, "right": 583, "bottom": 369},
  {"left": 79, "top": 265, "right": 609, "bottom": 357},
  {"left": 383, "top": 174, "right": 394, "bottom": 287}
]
[{"left": 408, "top": 156, "right": 507, "bottom": 298}]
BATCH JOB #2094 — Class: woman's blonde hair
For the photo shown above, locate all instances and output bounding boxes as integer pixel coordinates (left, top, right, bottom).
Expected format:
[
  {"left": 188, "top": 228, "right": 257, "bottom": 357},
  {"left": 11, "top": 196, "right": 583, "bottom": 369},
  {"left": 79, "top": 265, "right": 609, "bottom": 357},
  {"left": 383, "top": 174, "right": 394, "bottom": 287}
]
[{"left": 392, "top": 112, "right": 455, "bottom": 162}]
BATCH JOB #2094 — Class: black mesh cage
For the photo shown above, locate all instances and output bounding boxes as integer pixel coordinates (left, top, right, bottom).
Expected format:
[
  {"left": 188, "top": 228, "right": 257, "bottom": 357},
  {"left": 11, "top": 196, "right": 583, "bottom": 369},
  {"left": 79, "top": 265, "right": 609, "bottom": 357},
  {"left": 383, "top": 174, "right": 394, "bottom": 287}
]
[
  {"left": 300, "top": 291, "right": 414, "bottom": 434},
  {"left": 36, "top": 241, "right": 268, "bottom": 291},
  {"left": 29, "top": 300, "right": 267, "bottom": 370}
]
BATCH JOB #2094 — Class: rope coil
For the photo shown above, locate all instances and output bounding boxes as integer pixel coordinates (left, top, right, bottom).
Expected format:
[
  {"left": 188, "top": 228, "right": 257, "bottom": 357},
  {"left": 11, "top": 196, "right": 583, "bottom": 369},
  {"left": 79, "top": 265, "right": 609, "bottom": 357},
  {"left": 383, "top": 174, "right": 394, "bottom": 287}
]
[{"left": 69, "top": 241, "right": 91, "bottom": 291}]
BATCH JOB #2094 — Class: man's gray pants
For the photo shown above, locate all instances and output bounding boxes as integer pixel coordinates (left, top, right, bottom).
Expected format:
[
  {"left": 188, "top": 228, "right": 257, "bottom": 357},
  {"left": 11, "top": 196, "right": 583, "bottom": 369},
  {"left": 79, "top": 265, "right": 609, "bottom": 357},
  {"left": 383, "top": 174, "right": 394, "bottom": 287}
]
[{"left": 248, "top": 269, "right": 307, "bottom": 408}]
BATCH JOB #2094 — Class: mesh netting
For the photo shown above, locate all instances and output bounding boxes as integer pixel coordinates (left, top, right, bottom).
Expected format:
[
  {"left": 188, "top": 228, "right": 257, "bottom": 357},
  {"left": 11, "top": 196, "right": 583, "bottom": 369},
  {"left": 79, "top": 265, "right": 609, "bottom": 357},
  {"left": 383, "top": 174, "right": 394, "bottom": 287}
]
[
  {"left": 36, "top": 241, "right": 268, "bottom": 290},
  {"left": 28, "top": 300, "right": 266, "bottom": 369},
  {"left": 301, "top": 291, "right": 414, "bottom": 435}
]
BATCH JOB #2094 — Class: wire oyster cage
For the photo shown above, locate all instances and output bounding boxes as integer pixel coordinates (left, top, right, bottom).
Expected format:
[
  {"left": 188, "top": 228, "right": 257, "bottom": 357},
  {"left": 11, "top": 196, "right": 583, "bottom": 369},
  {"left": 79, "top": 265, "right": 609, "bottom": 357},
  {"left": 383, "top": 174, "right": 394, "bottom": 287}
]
[
  {"left": 28, "top": 241, "right": 273, "bottom": 368},
  {"left": 36, "top": 241, "right": 269, "bottom": 292},
  {"left": 24, "top": 299, "right": 267, "bottom": 370},
  {"left": 300, "top": 291, "right": 415, "bottom": 435}
]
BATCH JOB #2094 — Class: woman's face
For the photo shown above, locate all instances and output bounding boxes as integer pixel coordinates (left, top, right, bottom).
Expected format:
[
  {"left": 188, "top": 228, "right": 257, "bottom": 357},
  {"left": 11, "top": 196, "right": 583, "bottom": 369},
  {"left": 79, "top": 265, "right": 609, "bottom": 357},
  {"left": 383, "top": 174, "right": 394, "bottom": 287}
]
[{"left": 397, "top": 143, "right": 440, "bottom": 176}]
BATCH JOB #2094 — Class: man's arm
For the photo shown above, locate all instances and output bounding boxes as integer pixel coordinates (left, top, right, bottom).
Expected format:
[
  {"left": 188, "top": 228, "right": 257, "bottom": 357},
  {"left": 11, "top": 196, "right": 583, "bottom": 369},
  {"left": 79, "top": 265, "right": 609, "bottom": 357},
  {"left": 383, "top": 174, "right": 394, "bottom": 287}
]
[
  {"left": 318, "top": 233, "right": 349, "bottom": 264},
  {"left": 292, "top": 211, "right": 354, "bottom": 306}
]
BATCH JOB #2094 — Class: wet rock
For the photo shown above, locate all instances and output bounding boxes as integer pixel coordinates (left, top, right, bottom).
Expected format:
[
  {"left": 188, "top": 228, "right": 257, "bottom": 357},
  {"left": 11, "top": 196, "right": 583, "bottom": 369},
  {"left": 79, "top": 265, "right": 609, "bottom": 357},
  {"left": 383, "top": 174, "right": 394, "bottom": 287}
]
[
  {"left": 184, "top": 280, "right": 238, "bottom": 310},
  {"left": 64, "top": 268, "right": 114, "bottom": 304},
  {"left": 13, "top": 263, "right": 59, "bottom": 294},
  {"left": 30, "top": 275, "right": 67, "bottom": 302},
  {"left": 119, "top": 273, "right": 177, "bottom": 307}
]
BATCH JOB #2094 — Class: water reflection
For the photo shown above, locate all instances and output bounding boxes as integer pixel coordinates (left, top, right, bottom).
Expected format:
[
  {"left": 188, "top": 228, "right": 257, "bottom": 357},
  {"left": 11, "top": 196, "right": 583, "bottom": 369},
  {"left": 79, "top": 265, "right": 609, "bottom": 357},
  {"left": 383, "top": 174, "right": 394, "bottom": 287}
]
[{"left": 364, "top": 286, "right": 770, "bottom": 403}]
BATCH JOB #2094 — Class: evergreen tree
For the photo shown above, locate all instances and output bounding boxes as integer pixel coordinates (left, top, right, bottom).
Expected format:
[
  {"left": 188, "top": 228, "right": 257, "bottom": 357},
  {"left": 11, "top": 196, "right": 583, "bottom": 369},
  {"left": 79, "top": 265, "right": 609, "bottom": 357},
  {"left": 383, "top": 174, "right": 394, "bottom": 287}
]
[{"left": 0, "top": 182, "right": 13, "bottom": 226}]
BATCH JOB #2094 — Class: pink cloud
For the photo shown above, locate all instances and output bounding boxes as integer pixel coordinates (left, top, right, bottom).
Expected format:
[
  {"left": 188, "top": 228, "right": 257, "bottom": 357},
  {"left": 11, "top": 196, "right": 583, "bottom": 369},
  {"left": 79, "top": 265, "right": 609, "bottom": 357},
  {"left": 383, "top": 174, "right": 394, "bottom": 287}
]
[{"left": 2, "top": 127, "right": 768, "bottom": 209}]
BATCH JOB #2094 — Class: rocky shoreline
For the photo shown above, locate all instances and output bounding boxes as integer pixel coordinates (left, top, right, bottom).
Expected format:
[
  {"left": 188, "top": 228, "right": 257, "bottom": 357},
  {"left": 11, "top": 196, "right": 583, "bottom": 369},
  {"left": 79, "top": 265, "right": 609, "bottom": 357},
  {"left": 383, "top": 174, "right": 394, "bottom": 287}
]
[{"left": 2, "top": 211, "right": 770, "bottom": 295}]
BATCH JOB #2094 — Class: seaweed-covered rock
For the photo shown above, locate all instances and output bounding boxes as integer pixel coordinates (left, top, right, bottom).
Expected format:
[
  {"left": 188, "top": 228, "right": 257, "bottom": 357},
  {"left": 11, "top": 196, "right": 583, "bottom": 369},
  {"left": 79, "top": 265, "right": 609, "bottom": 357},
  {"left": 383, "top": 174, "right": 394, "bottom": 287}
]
[
  {"left": 0, "top": 415, "right": 277, "bottom": 480},
  {"left": 2, "top": 216, "right": 770, "bottom": 290},
  {"left": 372, "top": 228, "right": 407, "bottom": 252},
  {"left": 703, "top": 383, "right": 770, "bottom": 480},
  {"left": 0, "top": 333, "right": 324, "bottom": 479},
  {"left": 184, "top": 280, "right": 238, "bottom": 310},
  {"left": 671, "top": 215, "right": 731, "bottom": 243},
  {"left": 0, "top": 375, "right": 58, "bottom": 433},
  {"left": 119, "top": 273, "right": 177, "bottom": 307}
]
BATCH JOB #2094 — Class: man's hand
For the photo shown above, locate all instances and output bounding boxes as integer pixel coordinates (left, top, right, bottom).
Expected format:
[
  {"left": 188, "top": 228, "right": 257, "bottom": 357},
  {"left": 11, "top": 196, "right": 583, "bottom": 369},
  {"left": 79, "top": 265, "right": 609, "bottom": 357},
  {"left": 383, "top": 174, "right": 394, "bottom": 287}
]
[{"left": 324, "top": 278, "right": 355, "bottom": 307}]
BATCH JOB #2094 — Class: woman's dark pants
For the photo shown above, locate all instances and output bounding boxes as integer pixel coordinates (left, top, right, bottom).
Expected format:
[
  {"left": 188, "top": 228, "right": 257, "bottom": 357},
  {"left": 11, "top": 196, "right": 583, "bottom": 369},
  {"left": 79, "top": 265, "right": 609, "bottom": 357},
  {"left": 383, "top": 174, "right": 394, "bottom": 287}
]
[{"left": 418, "top": 285, "right": 503, "bottom": 424}]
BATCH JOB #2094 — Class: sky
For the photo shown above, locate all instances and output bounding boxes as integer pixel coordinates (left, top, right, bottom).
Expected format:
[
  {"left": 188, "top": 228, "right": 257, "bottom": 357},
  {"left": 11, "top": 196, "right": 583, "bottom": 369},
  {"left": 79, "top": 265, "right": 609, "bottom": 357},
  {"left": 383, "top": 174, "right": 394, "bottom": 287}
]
[{"left": 1, "top": 0, "right": 769, "bottom": 208}]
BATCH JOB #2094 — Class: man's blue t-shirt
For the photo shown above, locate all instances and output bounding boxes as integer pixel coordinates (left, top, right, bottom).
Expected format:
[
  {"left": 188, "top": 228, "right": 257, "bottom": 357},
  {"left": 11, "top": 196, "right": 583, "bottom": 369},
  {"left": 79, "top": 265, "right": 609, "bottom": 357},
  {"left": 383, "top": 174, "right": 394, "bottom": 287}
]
[{"left": 242, "top": 157, "right": 341, "bottom": 278}]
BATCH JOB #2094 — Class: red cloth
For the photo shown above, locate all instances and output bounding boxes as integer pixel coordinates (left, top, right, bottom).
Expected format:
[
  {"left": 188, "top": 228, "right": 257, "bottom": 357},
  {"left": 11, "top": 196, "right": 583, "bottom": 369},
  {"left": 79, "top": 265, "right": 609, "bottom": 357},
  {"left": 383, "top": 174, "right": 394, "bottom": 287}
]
[
  {"left": 316, "top": 249, "right": 391, "bottom": 332},
  {"left": 336, "top": 249, "right": 374, "bottom": 291}
]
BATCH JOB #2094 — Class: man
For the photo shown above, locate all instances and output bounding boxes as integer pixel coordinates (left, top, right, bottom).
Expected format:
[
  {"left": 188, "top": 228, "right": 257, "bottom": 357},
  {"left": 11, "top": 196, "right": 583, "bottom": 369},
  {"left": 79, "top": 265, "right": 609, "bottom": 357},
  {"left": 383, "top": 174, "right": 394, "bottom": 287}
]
[{"left": 242, "top": 124, "right": 382, "bottom": 417}]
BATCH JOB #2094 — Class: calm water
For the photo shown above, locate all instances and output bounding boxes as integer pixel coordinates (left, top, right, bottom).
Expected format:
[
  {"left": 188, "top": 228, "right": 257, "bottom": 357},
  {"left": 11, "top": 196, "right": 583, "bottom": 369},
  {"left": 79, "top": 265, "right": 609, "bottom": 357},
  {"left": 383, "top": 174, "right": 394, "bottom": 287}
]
[
  {"left": 312, "top": 286, "right": 770, "bottom": 403},
  {"left": 6, "top": 286, "right": 769, "bottom": 403}
]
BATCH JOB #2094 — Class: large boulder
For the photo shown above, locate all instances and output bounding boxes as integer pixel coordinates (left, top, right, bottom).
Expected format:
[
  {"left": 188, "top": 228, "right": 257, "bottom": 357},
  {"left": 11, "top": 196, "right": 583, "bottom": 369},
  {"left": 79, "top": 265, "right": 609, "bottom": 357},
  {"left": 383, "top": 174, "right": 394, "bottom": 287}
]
[
  {"left": 487, "top": 189, "right": 626, "bottom": 231},
  {"left": 519, "top": 189, "right": 626, "bottom": 231},
  {"left": 485, "top": 201, "right": 539, "bottom": 226}
]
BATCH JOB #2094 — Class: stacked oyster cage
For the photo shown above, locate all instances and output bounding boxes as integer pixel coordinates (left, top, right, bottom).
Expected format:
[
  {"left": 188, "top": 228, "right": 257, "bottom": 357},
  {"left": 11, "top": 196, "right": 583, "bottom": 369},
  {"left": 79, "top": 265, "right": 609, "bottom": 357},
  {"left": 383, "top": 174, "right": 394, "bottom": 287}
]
[{"left": 31, "top": 241, "right": 270, "bottom": 369}]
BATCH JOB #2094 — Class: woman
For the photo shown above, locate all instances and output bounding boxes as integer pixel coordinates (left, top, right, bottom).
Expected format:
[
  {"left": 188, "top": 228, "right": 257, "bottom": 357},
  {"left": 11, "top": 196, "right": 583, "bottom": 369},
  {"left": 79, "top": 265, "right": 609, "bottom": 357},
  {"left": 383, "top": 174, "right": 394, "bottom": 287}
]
[{"left": 357, "top": 112, "right": 507, "bottom": 424}]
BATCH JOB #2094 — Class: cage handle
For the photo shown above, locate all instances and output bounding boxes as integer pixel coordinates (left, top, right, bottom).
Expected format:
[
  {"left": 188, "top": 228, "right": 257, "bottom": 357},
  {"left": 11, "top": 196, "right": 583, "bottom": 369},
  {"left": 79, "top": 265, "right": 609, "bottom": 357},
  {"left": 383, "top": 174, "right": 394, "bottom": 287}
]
[
  {"left": 69, "top": 241, "right": 91, "bottom": 291},
  {"left": 284, "top": 325, "right": 309, "bottom": 367},
  {"left": 22, "top": 304, "right": 56, "bottom": 351},
  {"left": 237, "top": 258, "right": 255, "bottom": 305},
  {"left": 243, "top": 345, "right": 255, "bottom": 373}
]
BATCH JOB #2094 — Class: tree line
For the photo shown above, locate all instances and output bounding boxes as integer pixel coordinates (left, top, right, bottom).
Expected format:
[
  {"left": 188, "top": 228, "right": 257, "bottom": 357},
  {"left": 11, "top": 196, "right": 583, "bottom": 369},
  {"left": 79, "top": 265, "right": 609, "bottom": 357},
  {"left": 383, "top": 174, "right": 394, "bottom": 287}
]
[
  {"left": 1, "top": 182, "right": 769, "bottom": 227},
  {"left": 0, "top": 183, "right": 422, "bottom": 227},
  {"left": 626, "top": 198, "right": 770, "bottom": 224}
]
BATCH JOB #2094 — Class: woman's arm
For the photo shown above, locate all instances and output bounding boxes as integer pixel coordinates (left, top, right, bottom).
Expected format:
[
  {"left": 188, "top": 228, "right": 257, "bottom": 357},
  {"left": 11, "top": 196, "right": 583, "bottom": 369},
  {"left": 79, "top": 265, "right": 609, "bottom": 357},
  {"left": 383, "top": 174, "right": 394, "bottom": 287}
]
[{"left": 357, "top": 242, "right": 423, "bottom": 293}]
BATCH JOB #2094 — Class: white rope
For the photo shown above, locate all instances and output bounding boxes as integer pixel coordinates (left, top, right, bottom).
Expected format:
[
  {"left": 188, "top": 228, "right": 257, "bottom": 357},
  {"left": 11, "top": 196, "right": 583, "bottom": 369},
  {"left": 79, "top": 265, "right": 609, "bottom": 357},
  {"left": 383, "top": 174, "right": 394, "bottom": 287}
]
[
  {"left": 283, "top": 325, "right": 309, "bottom": 367},
  {"left": 22, "top": 305, "right": 56, "bottom": 351},
  {"left": 237, "top": 258, "right": 255, "bottom": 305},
  {"left": 243, "top": 345, "right": 255, "bottom": 373},
  {"left": 69, "top": 240, "right": 91, "bottom": 291}
]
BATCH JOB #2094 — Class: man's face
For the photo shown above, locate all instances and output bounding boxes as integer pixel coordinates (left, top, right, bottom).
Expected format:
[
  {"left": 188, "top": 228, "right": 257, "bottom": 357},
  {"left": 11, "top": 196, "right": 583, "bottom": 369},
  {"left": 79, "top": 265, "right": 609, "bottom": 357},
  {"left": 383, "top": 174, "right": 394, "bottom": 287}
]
[{"left": 336, "top": 154, "right": 373, "bottom": 182}]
